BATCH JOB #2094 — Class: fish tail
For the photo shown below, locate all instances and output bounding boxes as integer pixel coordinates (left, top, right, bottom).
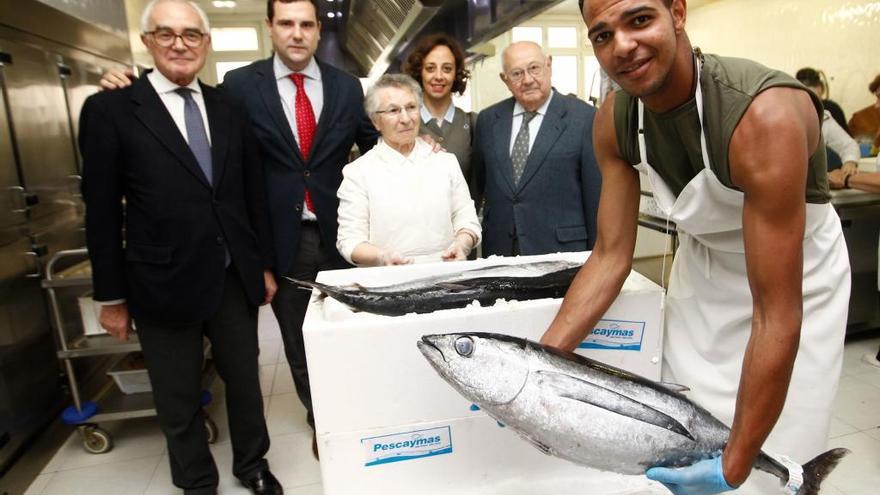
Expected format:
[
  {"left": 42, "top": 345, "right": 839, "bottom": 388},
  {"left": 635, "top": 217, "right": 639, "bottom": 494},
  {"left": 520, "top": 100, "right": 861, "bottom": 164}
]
[
  {"left": 283, "top": 277, "right": 332, "bottom": 294},
  {"left": 796, "top": 448, "right": 850, "bottom": 495}
]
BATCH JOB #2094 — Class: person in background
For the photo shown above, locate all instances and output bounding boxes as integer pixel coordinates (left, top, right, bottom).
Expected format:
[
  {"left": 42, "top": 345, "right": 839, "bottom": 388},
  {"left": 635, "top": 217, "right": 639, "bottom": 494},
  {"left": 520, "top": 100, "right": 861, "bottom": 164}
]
[
  {"left": 99, "top": 0, "right": 380, "bottom": 460},
  {"left": 336, "top": 74, "right": 481, "bottom": 266},
  {"left": 543, "top": 1, "right": 850, "bottom": 494},
  {"left": 80, "top": 1, "right": 281, "bottom": 493},
  {"left": 848, "top": 74, "right": 880, "bottom": 154},
  {"left": 472, "top": 41, "right": 601, "bottom": 257},
  {"left": 796, "top": 68, "right": 861, "bottom": 174},
  {"left": 402, "top": 33, "right": 480, "bottom": 201},
  {"left": 796, "top": 67, "right": 849, "bottom": 132}
]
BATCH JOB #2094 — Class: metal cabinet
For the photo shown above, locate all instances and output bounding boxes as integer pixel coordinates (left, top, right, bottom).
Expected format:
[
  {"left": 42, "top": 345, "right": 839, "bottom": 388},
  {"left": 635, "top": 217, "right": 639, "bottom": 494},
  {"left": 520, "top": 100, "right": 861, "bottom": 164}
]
[
  {"left": 837, "top": 203, "right": 880, "bottom": 332},
  {"left": 0, "top": 39, "right": 80, "bottom": 224}
]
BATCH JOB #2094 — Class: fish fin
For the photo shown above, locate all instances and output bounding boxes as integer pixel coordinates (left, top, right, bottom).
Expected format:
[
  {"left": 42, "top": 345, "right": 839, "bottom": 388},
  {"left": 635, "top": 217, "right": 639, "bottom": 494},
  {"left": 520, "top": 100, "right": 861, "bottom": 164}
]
[
  {"left": 535, "top": 370, "right": 695, "bottom": 442},
  {"left": 517, "top": 432, "right": 553, "bottom": 456},
  {"left": 658, "top": 382, "right": 690, "bottom": 393},
  {"left": 797, "top": 448, "right": 850, "bottom": 495}
]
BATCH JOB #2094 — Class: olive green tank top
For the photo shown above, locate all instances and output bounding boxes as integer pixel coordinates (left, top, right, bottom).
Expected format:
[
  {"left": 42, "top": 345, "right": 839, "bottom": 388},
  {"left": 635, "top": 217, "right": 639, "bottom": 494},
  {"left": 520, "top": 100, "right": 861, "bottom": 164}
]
[{"left": 614, "top": 53, "right": 830, "bottom": 204}]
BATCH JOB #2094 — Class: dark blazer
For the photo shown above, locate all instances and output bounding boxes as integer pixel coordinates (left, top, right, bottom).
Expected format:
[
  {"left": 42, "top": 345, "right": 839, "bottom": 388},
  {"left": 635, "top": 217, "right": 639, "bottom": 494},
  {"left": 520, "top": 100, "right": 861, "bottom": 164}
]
[
  {"left": 221, "top": 57, "right": 379, "bottom": 275},
  {"left": 80, "top": 74, "right": 274, "bottom": 325},
  {"left": 473, "top": 90, "right": 601, "bottom": 257}
]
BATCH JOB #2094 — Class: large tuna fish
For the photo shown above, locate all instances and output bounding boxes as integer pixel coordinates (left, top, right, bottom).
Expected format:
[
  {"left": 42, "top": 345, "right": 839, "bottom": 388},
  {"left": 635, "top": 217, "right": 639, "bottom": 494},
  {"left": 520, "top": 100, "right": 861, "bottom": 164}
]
[{"left": 417, "top": 332, "right": 848, "bottom": 495}]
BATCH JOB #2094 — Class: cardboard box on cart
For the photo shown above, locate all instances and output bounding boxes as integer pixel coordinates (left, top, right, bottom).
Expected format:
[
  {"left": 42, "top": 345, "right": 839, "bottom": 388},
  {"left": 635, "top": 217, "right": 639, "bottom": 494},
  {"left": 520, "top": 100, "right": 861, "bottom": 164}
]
[{"left": 302, "top": 252, "right": 666, "bottom": 494}]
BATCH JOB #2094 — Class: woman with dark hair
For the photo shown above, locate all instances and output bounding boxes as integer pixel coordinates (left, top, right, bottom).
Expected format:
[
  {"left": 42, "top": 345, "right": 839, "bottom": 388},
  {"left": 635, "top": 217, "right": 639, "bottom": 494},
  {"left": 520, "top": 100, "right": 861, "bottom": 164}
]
[
  {"left": 403, "top": 33, "right": 479, "bottom": 198},
  {"left": 796, "top": 67, "right": 849, "bottom": 132}
]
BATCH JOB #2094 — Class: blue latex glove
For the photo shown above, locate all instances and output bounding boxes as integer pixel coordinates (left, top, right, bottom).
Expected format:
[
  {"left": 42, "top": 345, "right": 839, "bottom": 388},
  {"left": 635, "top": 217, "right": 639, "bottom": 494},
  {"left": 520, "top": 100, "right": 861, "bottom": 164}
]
[{"left": 646, "top": 456, "right": 736, "bottom": 495}]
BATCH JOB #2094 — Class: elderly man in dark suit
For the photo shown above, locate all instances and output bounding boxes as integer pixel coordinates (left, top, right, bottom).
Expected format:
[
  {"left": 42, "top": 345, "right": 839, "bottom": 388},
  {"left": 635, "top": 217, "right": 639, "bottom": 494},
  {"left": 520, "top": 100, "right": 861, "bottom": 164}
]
[
  {"left": 101, "top": 0, "right": 378, "bottom": 459},
  {"left": 80, "top": 1, "right": 281, "bottom": 493},
  {"left": 473, "top": 41, "right": 601, "bottom": 256}
]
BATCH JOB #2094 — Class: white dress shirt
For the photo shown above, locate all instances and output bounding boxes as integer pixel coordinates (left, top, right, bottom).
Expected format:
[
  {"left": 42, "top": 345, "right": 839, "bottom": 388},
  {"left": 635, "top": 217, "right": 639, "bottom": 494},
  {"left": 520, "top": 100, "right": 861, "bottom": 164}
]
[
  {"left": 822, "top": 110, "right": 860, "bottom": 165},
  {"left": 336, "top": 138, "right": 482, "bottom": 264},
  {"left": 509, "top": 90, "right": 554, "bottom": 155},
  {"left": 147, "top": 70, "right": 211, "bottom": 145},
  {"left": 274, "top": 54, "right": 323, "bottom": 220},
  {"left": 274, "top": 54, "right": 324, "bottom": 142}
]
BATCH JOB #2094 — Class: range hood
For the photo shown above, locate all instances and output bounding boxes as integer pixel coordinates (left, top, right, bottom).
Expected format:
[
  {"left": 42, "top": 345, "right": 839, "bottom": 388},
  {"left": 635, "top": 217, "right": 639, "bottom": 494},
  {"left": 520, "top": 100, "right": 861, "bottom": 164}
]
[
  {"left": 340, "top": 0, "right": 565, "bottom": 79},
  {"left": 342, "top": 0, "right": 445, "bottom": 80}
]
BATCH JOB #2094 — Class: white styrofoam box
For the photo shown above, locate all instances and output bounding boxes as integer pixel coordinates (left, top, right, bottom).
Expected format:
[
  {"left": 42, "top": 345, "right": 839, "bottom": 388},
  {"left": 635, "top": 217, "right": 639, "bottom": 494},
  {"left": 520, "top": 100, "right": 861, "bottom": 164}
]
[
  {"left": 316, "top": 415, "right": 666, "bottom": 495},
  {"left": 107, "top": 367, "right": 151, "bottom": 394},
  {"left": 78, "top": 295, "right": 107, "bottom": 336},
  {"left": 303, "top": 252, "right": 664, "bottom": 436}
]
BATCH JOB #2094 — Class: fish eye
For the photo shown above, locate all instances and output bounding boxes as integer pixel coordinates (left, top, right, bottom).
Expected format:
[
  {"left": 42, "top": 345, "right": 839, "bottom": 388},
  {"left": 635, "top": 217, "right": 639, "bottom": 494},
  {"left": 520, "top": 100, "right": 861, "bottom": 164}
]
[{"left": 454, "top": 336, "right": 474, "bottom": 357}]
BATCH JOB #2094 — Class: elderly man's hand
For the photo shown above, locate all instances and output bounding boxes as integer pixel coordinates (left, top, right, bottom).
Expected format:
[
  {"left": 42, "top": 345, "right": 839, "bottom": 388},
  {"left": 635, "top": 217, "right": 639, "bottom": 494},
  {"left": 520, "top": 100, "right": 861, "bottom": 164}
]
[
  {"left": 262, "top": 270, "right": 277, "bottom": 305},
  {"left": 99, "top": 303, "right": 133, "bottom": 341},
  {"left": 100, "top": 68, "right": 135, "bottom": 90},
  {"left": 828, "top": 168, "right": 847, "bottom": 189},
  {"left": 419, "top": 134, "right": 446, "bottom": 153}
]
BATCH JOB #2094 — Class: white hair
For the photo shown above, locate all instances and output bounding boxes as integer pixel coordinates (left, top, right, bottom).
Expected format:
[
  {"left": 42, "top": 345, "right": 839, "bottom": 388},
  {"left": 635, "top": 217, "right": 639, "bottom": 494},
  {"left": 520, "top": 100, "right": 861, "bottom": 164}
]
[
  {"left": 501, "top": 41, "right": 548, "bottom": 72},
  {"left": 140, "top": 0, "right": 211, "bottom": 33},
  {"left": 364, "top": 74, "right": 423, "bottom": 117}
]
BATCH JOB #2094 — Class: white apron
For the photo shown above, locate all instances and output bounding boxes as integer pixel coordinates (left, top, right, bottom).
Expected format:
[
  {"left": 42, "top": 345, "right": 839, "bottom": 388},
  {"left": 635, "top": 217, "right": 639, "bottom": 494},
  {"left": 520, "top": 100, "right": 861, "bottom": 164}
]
[{"left": 636, "top": 59, "right": 851, "bottom": 494}]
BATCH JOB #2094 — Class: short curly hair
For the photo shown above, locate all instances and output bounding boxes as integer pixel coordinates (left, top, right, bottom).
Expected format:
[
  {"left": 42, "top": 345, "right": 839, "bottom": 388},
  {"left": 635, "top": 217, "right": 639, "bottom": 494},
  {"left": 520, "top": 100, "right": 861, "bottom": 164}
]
[
  {"left": 402, "top": 33, "right": 470, "bottom": 96},
  {"left": 870, "top": 74, "right": 880, "bottom": 95}
]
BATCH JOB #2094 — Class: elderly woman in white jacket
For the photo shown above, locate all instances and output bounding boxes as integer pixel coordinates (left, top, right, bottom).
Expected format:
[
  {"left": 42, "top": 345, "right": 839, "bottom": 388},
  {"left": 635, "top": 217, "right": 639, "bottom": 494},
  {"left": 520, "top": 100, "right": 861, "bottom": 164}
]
[{"left": 336, "top": 74, "right": 481, "bottom": 266}]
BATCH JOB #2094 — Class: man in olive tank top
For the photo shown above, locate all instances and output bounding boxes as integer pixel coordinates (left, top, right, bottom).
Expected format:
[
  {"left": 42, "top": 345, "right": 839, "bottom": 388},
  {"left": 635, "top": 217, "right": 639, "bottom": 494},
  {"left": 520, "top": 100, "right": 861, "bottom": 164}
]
[{"left": 541, "top": 1, "right": 850, "bottom": 494}]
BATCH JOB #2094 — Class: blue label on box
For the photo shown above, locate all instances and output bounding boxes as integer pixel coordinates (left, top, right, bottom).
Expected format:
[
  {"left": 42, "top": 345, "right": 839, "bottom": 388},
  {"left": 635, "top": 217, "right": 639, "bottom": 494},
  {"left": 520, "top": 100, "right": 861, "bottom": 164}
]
[
  {"left": 362, "top": 426, "right": 453, "bottom": 467},
  {"left": 579, "top": 319, "right": 645, "bottom": 351}
]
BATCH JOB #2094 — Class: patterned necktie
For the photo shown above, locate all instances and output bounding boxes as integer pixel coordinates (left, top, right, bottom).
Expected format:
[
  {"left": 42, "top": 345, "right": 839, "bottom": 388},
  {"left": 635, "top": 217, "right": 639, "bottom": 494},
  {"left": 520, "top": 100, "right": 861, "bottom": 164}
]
[
  {"left": 290, "top": 73, "right": 316, "bottom": 213},
  {"left": 511, "top": 111, "right": 537, "bottom": 185},
  {"left": 175, "top": 87, "right": 212, "bottom": 185}
]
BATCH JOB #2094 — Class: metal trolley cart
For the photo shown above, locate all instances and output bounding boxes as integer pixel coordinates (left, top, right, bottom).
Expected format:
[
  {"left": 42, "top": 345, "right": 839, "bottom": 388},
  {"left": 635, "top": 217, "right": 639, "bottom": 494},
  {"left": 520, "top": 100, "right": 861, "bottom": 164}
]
[{"left": 42, "top": 248, "right": 218, "bottom": 454}]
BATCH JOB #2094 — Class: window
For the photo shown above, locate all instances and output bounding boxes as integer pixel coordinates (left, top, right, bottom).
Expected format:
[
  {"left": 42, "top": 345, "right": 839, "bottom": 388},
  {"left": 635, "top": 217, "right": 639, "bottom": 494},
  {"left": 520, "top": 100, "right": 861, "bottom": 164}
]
[
  {"left": 511, "top": 26, "right": 542, "bottom": 45},
  {"left": 551, "top": 55, "right": 578, "bottom": 97},
  {"left": 548, "top": 27, "right": 577, "bottom": 48},
  {"left": 210, "top": 27, "right": 259, "bottom": 52},
  {"left": 584, "top": 56, "right": 602, "bottom": 105}
]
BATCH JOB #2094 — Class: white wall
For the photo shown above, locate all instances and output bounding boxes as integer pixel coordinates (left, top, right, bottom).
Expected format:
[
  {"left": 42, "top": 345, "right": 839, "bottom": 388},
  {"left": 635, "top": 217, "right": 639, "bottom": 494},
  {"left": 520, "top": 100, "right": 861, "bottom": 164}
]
[{"left": 686, "top": 0, "right": 880, "bottom": 117}]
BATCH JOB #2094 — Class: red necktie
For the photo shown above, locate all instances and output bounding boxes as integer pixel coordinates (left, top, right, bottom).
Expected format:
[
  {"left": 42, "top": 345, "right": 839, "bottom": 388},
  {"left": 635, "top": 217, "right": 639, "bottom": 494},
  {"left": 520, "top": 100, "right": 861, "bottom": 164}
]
[{"left": 291, "top": 73, "right": 317, "bottom": 212}]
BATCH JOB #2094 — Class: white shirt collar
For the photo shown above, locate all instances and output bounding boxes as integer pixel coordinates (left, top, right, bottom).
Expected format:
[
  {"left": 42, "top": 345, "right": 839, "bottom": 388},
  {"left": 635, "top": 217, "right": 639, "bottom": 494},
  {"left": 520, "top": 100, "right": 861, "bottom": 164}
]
[
  {"left": 513, "top": 89, "right": 554, "bottom": 117},
  {"left": 420, "top": 102, "right": 456, "bottom": 124},
  {"left": 375, "top": 137, "right": 432, "bottom": 165},
  {"left": 273, "top": 54, "right": 321, "bottom": 82},
  {"left": 147, "top": 69, "right": 202, "bottom": 95}
]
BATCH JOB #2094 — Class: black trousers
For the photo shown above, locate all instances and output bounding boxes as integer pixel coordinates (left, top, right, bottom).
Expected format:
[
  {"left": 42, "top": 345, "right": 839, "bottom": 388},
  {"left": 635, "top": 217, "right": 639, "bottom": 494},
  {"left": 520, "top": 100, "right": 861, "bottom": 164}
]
[
  {"left": 271, "top": 222, "right": 345, "bottom": 429},
  {"left": 137, "top": 268, "right": 269, "bottom": 493}
]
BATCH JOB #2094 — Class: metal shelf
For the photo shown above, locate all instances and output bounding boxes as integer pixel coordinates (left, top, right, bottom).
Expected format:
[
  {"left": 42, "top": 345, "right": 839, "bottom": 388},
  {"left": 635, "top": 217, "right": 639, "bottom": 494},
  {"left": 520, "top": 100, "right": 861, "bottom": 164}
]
[{"left": 57, "top": 333, "right": 142, "bottom": 359}]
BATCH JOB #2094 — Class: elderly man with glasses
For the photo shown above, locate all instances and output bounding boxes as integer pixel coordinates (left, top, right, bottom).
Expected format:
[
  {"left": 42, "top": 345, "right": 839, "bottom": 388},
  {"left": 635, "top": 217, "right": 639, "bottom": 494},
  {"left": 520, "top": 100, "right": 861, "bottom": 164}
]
[
  {"left": 79, "top": 0, "right": 281, "bottom": 493},
  {"left": 472, "top": 41, "right": 601, "bottom": 258},
  {"left": 336, "top": 74, "right": 481, "bottom": 266}
]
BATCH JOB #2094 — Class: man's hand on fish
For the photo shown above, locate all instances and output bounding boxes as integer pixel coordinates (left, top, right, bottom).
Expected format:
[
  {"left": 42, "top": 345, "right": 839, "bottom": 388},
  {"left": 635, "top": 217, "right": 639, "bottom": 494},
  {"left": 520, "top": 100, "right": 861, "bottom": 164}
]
[{"left": 645, "top": 455, "right": 735, "bottom": 495}]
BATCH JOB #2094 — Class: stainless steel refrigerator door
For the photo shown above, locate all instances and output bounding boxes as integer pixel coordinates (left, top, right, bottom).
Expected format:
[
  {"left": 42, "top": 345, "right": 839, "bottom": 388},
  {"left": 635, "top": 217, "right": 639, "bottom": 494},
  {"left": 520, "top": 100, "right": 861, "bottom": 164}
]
[
  {"left": 0, "top": 236, "right": 49, "bottom": 347},
  {"left": 0, "top": 39, "right": 80, "bottom": 224},
  {"left": 0, "top": 84, "right": 26, "bottom": 247}
]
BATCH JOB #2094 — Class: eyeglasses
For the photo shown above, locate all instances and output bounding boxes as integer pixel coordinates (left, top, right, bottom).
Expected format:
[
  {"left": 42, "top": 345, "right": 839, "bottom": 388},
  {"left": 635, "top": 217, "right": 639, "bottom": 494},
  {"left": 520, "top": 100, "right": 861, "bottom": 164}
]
[
  {"left": 374, "top": 104, "right": 419, "bottom": 119},
  {"left": 505, "top": 61, "right": 547, "bottom": 84},
  {"left": 145, "top": 28, "right": 207, "bottom": 48}
]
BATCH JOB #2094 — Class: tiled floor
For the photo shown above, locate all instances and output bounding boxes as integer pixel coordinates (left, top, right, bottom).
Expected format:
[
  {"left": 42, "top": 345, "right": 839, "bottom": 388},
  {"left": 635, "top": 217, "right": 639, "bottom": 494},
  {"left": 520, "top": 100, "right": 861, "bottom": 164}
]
[{"left": 19, "top": 308, "right": 880, "bottom": 495}]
